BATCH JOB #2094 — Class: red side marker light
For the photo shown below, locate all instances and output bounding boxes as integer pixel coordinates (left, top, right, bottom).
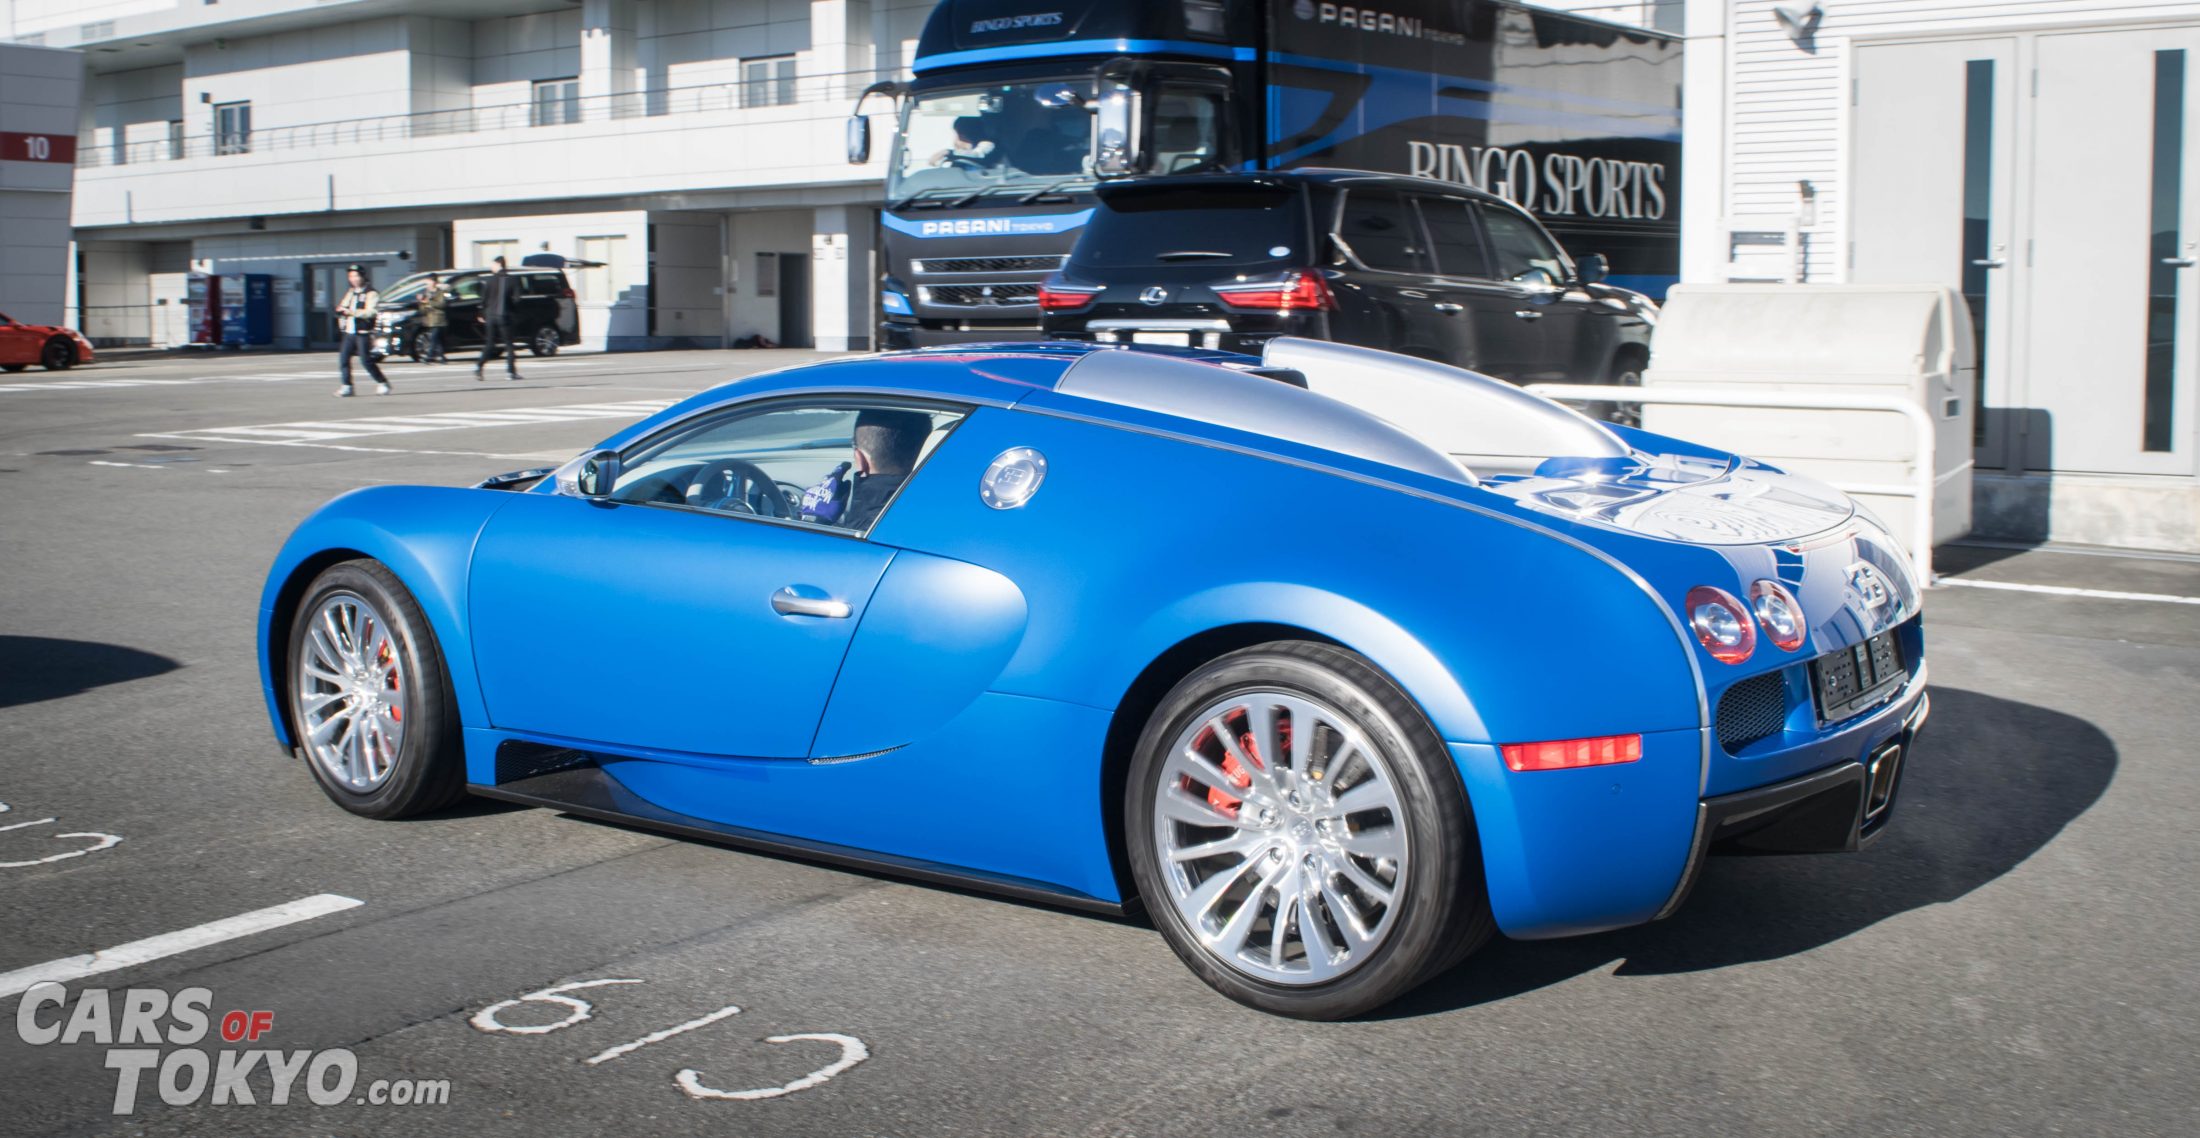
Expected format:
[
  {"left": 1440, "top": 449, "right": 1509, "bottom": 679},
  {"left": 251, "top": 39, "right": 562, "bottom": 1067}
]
[{"left": 1501, "top": 733, "right": 1644, "bottom": 772}]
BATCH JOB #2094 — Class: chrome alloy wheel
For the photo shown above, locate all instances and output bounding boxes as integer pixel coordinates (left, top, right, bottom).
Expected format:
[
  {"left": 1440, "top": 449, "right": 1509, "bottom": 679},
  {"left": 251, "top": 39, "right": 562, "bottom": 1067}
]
[
  {"left": 1151, "top": 691, "right": 1410, "bottom": 985},
  {"left": 296, "top": 593, "right": 408, "bottom": 791}
]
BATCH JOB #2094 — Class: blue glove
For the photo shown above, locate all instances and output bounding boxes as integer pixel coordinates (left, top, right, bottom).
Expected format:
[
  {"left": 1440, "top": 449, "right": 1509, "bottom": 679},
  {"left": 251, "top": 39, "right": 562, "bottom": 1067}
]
[{"left": 800, "top": 462, "right": 852, "bottom": 523}]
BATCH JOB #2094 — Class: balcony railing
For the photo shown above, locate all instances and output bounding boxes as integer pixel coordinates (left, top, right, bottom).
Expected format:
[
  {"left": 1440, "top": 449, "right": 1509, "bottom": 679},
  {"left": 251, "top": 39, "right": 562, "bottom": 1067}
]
[{"left": 79, "top": 67, "right": 894, "bottom": 169}]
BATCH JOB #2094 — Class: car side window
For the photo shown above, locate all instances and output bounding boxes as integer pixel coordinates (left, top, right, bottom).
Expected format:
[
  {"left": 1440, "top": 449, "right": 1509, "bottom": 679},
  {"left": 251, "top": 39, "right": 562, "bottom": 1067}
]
[
  {"left": 1334, "top": 188, "right": 1428, "bottom": 274},
  {"left": 451, "top": 278, "right": 483, "bottom": 301},
  {"left": 1477, "top": 204, "right": 1568, "bottom": 285},
  {"left": 609, "top": 400, "right": 968, "bottom": 534},
  {"left": 1414, "top": 196, "right": 1490, "bottom": 279}
]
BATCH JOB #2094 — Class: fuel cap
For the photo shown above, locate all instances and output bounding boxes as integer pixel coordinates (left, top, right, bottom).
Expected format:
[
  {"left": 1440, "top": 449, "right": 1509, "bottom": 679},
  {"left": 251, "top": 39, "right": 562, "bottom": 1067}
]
[{"left": 979, "top": 447, "right": 1047, "bottom": 510}]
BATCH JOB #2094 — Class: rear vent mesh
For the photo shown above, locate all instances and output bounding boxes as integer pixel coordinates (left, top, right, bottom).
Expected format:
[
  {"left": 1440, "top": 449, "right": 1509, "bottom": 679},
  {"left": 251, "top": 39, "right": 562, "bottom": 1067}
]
[{"left": 1716, "top": 671, "right": 1788, "bottom": 752}]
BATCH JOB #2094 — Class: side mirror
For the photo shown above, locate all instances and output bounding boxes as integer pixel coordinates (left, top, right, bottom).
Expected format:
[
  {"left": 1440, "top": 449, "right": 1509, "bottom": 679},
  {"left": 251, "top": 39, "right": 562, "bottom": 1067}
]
[
  {"left": 1516, "top": 265, "right": 1562, "bottom": 299},
  {"left": 556, "top": 448, "right": 622, "bottom": 498},
  {"left": 1575, "top": 253, "right": 1608, "bottom": 284},
  {"left": 1092, "top": 89, "right": 1135, "bottom": 177},
  {"left": 845, "top": 115, "right": 870, "bottom": 165}
]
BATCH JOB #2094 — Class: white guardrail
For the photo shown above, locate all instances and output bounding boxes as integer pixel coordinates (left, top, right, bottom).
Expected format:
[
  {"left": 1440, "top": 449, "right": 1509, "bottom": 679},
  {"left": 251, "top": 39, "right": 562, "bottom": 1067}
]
[{"left": 1524, "top": 384, "right": 1940, "bottom": 585}]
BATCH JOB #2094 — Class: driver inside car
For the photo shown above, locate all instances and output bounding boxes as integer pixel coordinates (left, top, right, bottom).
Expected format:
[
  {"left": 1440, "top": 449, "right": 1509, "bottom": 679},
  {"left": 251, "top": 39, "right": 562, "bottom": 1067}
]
[{"left": 799, "top": 409, "right": 931, "bottom": 531}]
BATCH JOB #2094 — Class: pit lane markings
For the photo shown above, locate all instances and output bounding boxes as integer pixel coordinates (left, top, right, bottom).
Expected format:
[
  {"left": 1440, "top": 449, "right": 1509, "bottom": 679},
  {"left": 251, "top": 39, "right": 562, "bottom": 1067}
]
[
  {"left": 470, "top": 977, "right": 870, "bottom": 1102},
  {"left": 1936, "top": 577, "right": 2200, "bottom": 606},
  {"left": 0, "top": 894, "right": 362, "bottom": 999},
  {"left": 135, "top": 400, "right": 675, "bottom": 445},
  {"left": 0, "top": 357, "right": 684, "bottom": 396}
]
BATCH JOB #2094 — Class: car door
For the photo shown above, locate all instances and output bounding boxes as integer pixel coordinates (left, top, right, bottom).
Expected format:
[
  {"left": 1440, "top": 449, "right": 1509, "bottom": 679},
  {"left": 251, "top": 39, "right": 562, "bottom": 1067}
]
[
  {"left": 0, "top": 314, "right": 42, "bottom": 366},
  {"left": 467, "top": 398, "right": 967, "bottom": 758},
  {"left": 1327, "top": 186, "right": 1443, "bottom": 356},
  {"left": 1473, "top": 202, "right": 1590, "bottom": 382},
  {"left": 1410, "top": 194, "right": 1505, "bottom": 373}
]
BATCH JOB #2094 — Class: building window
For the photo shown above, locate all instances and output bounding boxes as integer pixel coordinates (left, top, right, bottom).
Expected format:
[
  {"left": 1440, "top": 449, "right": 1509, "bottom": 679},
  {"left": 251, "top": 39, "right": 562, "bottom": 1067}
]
[
  {"left": 742, "top": 57, "right": 796, "bottom": 108},
  {"left": 533, "top": 78, "right": 580, "bottom": 127},
  {"left": 214, "top": 101, "right": 250, "bottom": 155},
  {"left": 755, "top": 252, "right": 779, "bottom": 297},
  {"left": 575, "top": 235, "right": 630, "bottom": 305},
  {"left": 167, "top": 119, "right": 184, "bottom": 161},
  {"left": 473, "top": 240, "right": 519, "bottom": 269}
]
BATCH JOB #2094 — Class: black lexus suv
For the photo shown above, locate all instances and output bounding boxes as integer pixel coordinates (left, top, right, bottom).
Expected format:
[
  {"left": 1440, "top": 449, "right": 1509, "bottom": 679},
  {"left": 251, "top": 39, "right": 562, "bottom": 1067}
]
[{"left": 1039, "top": 170, "right": 1656, "bottom": 399}]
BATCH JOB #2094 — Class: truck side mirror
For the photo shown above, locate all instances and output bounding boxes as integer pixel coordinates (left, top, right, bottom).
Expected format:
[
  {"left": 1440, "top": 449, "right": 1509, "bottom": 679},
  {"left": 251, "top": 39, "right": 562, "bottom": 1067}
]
[
  {"left": 1092, "top": 90, "right": 1135, "bottom": 177},
  {"left": 846, "top": 115, "right": 871, "bottom": 166},
  {"left": 1575, "top": 253, "right": 1608, "bottom": 284}
]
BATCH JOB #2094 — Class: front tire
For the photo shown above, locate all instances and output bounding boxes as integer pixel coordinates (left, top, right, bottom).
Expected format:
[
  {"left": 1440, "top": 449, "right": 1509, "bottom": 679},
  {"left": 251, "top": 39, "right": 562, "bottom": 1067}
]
[
  {"left": 287, "top": 560, "right": 465, "bottom": 819},
  {"left": 41, "top": 338, "right": 75, "bottom": 371},
  {"left": 1126, "top": 641, "right": 1492, "bottom": 1019}
]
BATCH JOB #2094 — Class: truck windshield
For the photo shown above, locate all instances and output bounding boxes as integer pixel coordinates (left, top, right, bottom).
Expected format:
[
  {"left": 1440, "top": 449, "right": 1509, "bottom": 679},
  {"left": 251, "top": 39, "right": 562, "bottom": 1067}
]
[{"left": 889, "top": 82, "right": 1099, "bottom": 202}]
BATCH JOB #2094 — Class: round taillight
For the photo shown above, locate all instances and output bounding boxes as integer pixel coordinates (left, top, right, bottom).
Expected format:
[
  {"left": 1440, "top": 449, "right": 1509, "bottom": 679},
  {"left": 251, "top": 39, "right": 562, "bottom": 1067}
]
[
  {"left": 1749, "top": 579, "right": 1807, "bottom": 652},
  {"left": 1686, "top": 585, "right": 1756, "bottom": 664}
]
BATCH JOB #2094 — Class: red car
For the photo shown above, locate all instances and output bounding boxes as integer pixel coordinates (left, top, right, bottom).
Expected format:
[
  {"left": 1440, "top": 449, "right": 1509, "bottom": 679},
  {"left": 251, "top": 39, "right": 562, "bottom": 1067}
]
[{"left": 0, "top": 311, "right": 95, "bottom": 372}]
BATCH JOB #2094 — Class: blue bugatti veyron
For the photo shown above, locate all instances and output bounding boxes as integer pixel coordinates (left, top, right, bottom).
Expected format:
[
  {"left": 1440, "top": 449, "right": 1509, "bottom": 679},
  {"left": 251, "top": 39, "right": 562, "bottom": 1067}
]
[{"left": 258, "top": 338, "right": 1928, "bottom": 1019}]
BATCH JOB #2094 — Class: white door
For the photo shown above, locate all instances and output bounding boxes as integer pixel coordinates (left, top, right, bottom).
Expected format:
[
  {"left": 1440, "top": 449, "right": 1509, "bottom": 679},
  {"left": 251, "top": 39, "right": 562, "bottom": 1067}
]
[
  {"left": 2025, "top": 28, "right": 2200, "bottom": 475},
  {"left": 1853, "top": 37, "right": 2018, "bottom": 469}
]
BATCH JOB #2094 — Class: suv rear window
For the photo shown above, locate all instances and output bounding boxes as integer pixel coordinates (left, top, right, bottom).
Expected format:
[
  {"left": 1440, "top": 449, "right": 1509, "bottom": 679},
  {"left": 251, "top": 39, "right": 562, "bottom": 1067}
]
[
  {"left": 1074, "top": 183, "right": 1308, "bottom": 269},
  {"left": 519, "top": 272, "right": 567, "bottom": 297}
]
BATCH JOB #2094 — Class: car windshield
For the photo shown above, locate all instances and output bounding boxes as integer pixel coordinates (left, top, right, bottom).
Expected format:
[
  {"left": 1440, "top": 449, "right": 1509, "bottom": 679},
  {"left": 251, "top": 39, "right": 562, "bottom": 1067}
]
[
  {"left": 1072, "top": 184, "right": 1308, "bottom": 269},
  {"left": 888, "top": 82, "right": 1100, "bottom": 203},
  {"left": 379, "top": 274, "right": 436, "bottom": 305}
]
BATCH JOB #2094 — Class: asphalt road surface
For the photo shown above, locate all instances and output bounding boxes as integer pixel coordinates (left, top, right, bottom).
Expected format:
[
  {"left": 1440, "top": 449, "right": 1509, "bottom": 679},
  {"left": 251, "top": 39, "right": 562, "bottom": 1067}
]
[{"left": 1, "top": 348, "right": 2196, "bottom": 1137}]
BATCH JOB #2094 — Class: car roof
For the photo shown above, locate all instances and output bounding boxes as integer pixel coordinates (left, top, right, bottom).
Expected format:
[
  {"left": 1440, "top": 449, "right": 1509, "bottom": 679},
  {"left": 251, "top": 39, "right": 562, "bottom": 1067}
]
[
  {"left": 1093, "top": 168, "right": 1521, "bottom": 209},
  {"left": 621, "top": 343, "right": 1478, "bottom": 491}
]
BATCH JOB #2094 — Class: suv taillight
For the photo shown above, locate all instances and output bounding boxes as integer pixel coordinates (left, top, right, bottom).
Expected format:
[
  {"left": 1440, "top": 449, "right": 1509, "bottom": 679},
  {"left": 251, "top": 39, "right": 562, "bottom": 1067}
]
[
  {"left": 1213, "top": 270, "right": 1335, "bottom": 311},
  {"left": 1037, "top": 281, "right": 1100, "bottom": 310}
]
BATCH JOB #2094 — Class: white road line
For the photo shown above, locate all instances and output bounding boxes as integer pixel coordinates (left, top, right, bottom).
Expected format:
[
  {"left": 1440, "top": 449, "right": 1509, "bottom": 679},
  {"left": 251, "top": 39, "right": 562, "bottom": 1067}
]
[
  {"left": 0, "top": 893, "right": 363, "bottom": 999},
  {"left": 1937, "top": 577, "right": 2200, "bottom": 605},
  {"left": 141, "top": 399, "right": 672, "bottom": 445},
  {"left": 584, "top": 1004, "right": 745, "bottom": 1065}
]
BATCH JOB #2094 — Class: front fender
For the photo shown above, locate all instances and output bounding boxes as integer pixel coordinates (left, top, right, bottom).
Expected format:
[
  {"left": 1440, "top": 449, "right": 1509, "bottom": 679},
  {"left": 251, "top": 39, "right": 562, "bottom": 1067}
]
[{"left": 257, "top": 486, "right": 511, "bottom": 750}]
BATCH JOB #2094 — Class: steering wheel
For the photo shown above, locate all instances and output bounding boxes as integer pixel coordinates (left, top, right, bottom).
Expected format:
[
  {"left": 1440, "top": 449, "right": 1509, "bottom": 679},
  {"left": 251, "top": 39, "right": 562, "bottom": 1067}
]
[{"left": 686, "top": 458, "right": 794, "bottom": 518}]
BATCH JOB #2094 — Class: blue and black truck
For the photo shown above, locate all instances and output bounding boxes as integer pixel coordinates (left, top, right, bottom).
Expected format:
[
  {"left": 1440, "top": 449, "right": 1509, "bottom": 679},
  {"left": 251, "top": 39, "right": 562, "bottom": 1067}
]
[{"left": 849, "top": 0, "right": 1681, "bottom": 348}]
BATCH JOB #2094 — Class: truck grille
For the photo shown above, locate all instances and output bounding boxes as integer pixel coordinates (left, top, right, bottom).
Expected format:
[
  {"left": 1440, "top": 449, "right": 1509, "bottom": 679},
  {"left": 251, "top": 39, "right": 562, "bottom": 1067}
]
[
  {"left": 921, "top": 284, "right": 1040, "bottom": 308},
  {"left": 1716, "top": 671, "right": 1788, "bottom": 752},
  {"left": 915, "top": 255, "right": 1067, "bottom": 274}
]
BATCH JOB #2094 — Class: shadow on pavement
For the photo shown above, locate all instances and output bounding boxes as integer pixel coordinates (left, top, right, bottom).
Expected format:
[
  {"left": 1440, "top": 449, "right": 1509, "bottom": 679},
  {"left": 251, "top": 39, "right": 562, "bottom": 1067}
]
[
  {"left": 1382, "top": 687, "right": 2115, "bottom": 1019},
  {"left": 0, "top": 635, "right": 181, "bottom": 710}
]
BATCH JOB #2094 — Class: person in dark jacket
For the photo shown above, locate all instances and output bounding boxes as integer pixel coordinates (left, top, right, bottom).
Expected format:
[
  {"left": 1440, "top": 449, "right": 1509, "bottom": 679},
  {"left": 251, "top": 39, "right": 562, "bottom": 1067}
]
[
  {"left": 474, "top": 257, "right": 523, "bottom": 381},
  {"left": 797, "top": 409, "right": 931, "bottom": 531},
  {"left": 334, "top": 264, "right": 389, "bottom": 397},
  {"left": 417, "top": 273, "right": 449, "bottom": 363}
]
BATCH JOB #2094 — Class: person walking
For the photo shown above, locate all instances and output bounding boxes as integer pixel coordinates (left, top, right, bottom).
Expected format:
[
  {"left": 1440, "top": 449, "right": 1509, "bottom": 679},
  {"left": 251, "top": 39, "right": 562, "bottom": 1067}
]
[
  {"left": 334, "top": 264, "right": 389, "bottom": 397},
  {"left": 418, "top": 273, "right": 449, "bottom": 364},
  {"left": 474, "top": 256, "right": 522, "bottom": 382}
]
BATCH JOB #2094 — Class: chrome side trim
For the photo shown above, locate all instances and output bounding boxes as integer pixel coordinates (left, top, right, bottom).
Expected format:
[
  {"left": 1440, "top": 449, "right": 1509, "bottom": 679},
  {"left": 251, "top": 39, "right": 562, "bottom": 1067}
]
[{"left": 1654, "top": 802, "right": 1710, "bottom": 921}]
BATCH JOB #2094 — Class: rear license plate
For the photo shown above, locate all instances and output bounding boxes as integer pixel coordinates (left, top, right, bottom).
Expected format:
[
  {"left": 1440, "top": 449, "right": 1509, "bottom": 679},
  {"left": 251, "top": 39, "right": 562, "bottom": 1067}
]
[
  {"left": 1131, "top": 331, "right": 1192, "bottom": 346},
  {"left": 1811, "top": 630, "right": 1907, "bottom": 723}
]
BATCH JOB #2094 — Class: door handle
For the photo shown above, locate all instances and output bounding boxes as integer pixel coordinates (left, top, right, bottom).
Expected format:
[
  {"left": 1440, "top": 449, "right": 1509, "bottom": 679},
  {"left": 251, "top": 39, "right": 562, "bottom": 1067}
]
[
  {"left": 2163, "top": 257, "right": 2197, "bottom": 268},
  {"left": 771, "top": 588, "right": 851, "bottom": 619},
  {"left": 1970, "top": 258, "right": 2007, "bottom": 268},
  {"left": 1432, "top": 302, "right": 1463, "bottom": 314},
  {"left": 1513, "top": 309, "right": 1543, "bottom": 321}
]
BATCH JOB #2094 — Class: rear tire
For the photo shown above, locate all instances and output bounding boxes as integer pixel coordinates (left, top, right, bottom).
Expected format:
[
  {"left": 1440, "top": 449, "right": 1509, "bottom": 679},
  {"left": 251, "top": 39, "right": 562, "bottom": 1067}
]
[
  {"left": 530, "top": 327, "right": 559, "bottom": 357},
  {"left": 1590, "top": 349, "right": 1647, "bottom": 427},
  {"left": 287, "top": 559, "right": 465, "bottom": 819},
  {"left": 1126, "top": 641, "right": 1493, "bottom": 1019}
]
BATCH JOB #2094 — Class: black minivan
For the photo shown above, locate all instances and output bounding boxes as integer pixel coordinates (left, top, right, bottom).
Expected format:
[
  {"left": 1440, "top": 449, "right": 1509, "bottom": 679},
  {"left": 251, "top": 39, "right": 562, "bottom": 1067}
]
[
  {"left": 1040, "top": 170, "right": 1656, "bottom": 397},
  {"left": 371, "top": 267, "right": 580, "bottom": 361}
]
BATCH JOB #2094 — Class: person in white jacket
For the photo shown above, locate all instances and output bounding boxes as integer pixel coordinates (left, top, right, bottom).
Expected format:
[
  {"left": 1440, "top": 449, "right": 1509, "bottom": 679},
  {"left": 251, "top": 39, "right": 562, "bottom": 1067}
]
[{"left": 334, "top": 264, "right": 390, "bottom": 396}]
